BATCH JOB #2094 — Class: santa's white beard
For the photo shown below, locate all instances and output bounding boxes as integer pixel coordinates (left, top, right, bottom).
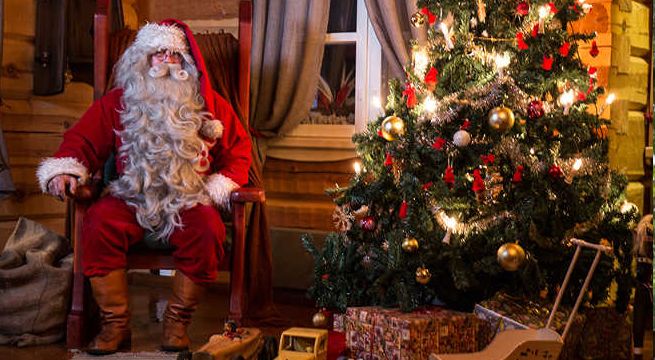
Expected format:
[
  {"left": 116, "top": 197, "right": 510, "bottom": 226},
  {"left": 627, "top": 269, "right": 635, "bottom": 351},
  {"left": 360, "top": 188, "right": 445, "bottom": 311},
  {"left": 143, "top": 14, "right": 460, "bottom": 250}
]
[{"left": 110, "top": 62, "right": 213, "bottom": 242}]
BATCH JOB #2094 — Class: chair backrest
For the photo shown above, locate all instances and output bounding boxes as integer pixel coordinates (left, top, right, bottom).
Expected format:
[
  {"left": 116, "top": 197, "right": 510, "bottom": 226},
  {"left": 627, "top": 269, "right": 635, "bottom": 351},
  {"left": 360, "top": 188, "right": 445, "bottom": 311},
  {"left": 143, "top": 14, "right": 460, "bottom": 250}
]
[{"left": 94, "top": 0, "right": 252, "bottom": 126}]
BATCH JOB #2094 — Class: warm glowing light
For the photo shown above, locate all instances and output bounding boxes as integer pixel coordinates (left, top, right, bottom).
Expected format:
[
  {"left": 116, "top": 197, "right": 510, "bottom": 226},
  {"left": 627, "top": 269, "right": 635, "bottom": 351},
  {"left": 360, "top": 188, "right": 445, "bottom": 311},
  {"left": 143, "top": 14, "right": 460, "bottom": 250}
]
[
  {"left": 413, "top": 47, "right": 429, "bottom": 75},
  {"left": 442, "top": 213, "right": 458, "bottom": 231},
  {"left": 371, "top": 96, "right": 381, "bottom": 109},
  {"left": 423, "top": 95, "right": 437, "bottom": 113},
  {"left": 538, "top": 5, "right": 550, "bottom": 19},
  {"left": 530, "top": 148, "right": 535, "bottom": 155},
  {"left": 620, "top": 201, "right": 637, "bottom": 214},
  {"left": 494, "top": 52, "right": 511, "bottom": 71},
  {"left": 605, "top": 93, "right": 616, "bottom": 105},
  {"left": 559, "top": 89, "right": 575, "bottom": 106},
  {"left": 572, "top": 158, "right": 582, "bottom": 171},
  {"left": 353, "top": 161, "right": 361, "bottom": 174}
]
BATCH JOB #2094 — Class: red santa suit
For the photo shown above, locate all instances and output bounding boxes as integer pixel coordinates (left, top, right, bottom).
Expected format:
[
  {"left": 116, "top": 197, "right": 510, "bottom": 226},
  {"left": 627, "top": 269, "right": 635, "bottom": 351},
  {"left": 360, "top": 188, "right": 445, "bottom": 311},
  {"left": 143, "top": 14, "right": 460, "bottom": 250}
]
[{"left": 36, "top": 19, "right": 251, "bottom": 284}]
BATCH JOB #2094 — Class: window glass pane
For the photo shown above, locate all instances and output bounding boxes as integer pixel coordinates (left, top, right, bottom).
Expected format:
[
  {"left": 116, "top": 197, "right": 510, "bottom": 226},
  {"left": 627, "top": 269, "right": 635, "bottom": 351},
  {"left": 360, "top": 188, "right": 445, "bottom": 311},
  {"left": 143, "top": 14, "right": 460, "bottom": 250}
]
[
  {"left": 327, "top": 0, "right": 357, "bottom": 33},
  {"left": 303, "top": 43, "right": 356, "bottom": 125}
]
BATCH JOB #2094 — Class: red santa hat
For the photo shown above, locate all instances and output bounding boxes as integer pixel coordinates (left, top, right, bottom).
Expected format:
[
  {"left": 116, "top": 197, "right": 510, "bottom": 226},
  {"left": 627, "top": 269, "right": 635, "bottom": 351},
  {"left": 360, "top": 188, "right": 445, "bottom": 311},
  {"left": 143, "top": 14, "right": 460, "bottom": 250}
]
[{"left": 128, "top": 19, "right": 223, "bottom": 140}]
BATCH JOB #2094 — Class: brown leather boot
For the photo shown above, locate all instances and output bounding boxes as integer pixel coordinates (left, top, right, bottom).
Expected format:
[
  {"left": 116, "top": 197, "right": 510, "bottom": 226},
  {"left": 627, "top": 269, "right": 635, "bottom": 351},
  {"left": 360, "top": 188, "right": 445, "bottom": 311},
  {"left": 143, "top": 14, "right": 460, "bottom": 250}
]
[
  {"left": 86, "top": 269, "right": 131, "bottom": 355},
  {"left": 161, "top": 271, "right": 206, "bottom": 352}
]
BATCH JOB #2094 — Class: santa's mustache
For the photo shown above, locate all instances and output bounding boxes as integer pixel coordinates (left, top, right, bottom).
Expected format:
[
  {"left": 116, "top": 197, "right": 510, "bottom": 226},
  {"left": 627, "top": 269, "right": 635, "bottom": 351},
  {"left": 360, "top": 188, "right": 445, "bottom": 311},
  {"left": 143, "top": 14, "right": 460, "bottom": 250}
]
[{"left": 148, "top": 63, "right": 190, "bottom": 81}]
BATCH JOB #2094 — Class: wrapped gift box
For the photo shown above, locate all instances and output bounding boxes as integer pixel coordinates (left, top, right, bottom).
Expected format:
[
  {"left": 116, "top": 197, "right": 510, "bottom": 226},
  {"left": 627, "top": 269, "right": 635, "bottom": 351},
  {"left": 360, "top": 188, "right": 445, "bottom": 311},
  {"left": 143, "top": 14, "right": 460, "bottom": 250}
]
[
  {"left": 474, "top": 292, "right": 570, "bottom": 335},
  {"left": 340, "top": 306, "right": 494, "bottom": 360}
]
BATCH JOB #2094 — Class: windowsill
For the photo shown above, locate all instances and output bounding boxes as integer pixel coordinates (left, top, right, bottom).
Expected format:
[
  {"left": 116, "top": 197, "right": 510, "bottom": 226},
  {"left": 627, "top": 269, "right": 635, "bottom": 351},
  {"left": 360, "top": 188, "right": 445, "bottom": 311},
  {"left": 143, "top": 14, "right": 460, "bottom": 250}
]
[{"left": 267, "top": 124, "right": 357, "bottom": 162}]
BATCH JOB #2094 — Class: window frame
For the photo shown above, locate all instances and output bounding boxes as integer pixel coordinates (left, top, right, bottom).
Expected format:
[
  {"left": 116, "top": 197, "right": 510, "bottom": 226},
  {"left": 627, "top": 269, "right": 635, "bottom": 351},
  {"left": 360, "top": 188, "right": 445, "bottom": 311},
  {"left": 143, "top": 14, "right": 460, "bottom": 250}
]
[{"left": 267, "top": 0, "right": 382, "bottom": 161}]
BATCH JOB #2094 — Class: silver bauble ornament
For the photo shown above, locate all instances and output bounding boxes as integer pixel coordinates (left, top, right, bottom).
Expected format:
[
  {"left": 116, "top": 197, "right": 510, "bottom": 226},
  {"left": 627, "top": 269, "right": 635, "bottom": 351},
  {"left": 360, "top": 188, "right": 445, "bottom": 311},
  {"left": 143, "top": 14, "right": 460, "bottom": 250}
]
[
  {"left": 497, "top": 243, "right": 526, "bottom": 271},
  {"left": 380, "top": 115, "right": 406, "bottom": 141},
  {"left": 453, "top": 130, "right": 471, "bottom": 147},
  {"left": 488, "top": 106, "right": 515, "bottom": 132},
  {"left": 312, "top": 311, "right": 328, "bottom": 327}
]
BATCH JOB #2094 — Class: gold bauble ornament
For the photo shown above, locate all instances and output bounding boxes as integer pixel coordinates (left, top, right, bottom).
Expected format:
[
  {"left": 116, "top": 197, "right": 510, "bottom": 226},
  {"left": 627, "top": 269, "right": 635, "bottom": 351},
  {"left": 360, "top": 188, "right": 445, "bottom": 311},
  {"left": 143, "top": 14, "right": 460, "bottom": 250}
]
[
  {"left": 415, "top": 266, "right": 431, "bottom": 284},
  {"left": 410, "top": 12, "right": 426, "bottom": 27},
  {"left": 497, "top": 243, "right": 526, "bottom": 271},
  {"left": 312, "top": 311, "right": 328, "bottom": 327},
  {"left": 380, "top": 115, "right": 405, "bottom": 141},
  {"left": 402, "top": 237, "right": 419, "bottom": 252},
  {"left": 488, "top": 106, "right": 515, "bottom": 132}
]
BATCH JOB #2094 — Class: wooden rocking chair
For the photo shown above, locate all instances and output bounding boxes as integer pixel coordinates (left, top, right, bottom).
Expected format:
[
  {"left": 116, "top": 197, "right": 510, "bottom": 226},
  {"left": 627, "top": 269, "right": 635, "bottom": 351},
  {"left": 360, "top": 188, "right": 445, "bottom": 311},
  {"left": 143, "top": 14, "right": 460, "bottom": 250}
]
[{"left": 66, "top": 0, "right": 259, "bottom": 350}]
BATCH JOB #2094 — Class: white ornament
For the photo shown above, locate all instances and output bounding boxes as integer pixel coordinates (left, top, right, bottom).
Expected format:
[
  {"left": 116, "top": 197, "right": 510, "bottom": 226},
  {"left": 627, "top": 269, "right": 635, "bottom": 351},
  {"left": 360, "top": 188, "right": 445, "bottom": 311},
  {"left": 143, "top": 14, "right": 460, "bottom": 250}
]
[{"left": 453, "top": 130, "right": 471, "bottom": 147}]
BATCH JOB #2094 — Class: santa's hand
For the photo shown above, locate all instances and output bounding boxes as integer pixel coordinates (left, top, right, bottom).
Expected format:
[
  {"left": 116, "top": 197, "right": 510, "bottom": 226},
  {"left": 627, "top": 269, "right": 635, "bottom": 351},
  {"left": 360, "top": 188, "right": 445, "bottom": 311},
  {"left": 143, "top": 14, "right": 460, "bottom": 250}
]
[{"left": 47, "top": 174, "right": 78, "bottom": 201}]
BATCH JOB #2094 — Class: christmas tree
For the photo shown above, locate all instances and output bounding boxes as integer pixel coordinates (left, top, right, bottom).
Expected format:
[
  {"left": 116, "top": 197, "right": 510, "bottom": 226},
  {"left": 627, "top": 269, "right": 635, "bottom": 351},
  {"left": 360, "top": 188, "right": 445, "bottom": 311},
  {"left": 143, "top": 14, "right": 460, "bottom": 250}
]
[{"left": 303, "top": 0, "right": 639, "bottom": 313}]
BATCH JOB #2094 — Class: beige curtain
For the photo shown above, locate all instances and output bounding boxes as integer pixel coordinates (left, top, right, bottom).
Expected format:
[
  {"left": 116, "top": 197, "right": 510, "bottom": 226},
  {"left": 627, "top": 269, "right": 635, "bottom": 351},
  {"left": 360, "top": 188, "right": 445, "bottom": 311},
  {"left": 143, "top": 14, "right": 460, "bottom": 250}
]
[
  {"left": 250, "top": 0, "right": 330, "bottom": 138},
  {"left": 363, "top": 0, "right": 426, "bottom": 79},
  {"left": 244, "top": 0, "right": 330, "bottom": 325}
]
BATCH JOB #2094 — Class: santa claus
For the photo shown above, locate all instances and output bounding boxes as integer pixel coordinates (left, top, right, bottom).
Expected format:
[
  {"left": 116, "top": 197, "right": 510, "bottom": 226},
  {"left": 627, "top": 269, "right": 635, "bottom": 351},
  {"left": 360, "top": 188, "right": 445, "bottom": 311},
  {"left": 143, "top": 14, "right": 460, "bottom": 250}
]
[{"left": 36, "top": 19, "right": 251, "bottom": 354}]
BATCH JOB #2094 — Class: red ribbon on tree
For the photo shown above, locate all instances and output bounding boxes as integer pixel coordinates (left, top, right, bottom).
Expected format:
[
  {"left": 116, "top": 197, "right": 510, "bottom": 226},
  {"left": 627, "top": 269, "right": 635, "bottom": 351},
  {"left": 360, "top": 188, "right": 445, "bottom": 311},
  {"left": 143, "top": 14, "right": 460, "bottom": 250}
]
[
  {"left": 402, "top": 84, "right": 417, "bottom": 108},
  {"left": 432, "top": 137, "right": 446, "bottom": 150},
  {"left": 516, "top": 32, "right": 528, "bottom": 50},
  {"left": 399, "top": 200, "right": 408, "bottom": 219},
  {"left": 384, "top": 153, "right": 393, "bottom": 167},
  {"left": 422, "top": 182, "right": 433, "bottom": 190},
  {"left": 559, "top": 42, "right": 570, "bottom": 57},
  {"left": 512, "top": 165, "right": 524, "bottom": 183},
  {"left": 421, "top": 7, "right": 437, "bottom": 25},
  {"left": 516, "top": 1, "right": 529, "bottom": 15},
  {"left": 443, "top": 166, "right": 455, "bottom": 188},
  {"left": 531, "top": 24, "right": 539, "bottom": 38},
  {"left": 472, "top": 169, "right": 485, "bottom": 193},
  {"left": 589, "top": 41, "right": 599, "bottom": 57},
  {"left": 542, "top": 55, "right": 554, "bottom": 71},
  {"left": 424, "top": 67, "right": 439, "bottom": 91},
  {"left": 481, "top": 154, "right": 495, "bottom": 165},
  {"left": 548, "top": 2, "right": 558, "bottom": 13},
  {"left": 461, "top": 119, "right": 471, "bottom": 130}
]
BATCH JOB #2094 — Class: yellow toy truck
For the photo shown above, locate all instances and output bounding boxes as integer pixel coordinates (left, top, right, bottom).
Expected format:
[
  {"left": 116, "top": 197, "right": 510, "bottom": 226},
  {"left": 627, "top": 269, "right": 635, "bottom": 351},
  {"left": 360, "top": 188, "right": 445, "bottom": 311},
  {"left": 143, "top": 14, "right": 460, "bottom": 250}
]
[{"left": 274, "top": 327, "right": 328, "bottom": 360}]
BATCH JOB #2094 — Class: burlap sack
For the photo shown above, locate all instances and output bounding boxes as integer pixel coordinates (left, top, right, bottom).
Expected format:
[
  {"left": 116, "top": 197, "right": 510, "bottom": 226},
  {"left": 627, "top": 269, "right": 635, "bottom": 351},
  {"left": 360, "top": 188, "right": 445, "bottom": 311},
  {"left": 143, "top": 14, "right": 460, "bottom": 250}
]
[{"left": 0, "top": 217, "right": 72, "bottom": 346}]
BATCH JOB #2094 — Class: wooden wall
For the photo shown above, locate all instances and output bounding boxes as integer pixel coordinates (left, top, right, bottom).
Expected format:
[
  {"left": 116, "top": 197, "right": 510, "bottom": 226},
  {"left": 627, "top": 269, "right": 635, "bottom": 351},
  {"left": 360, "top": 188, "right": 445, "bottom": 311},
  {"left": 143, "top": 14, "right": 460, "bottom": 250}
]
[{"left": 0, "top": 0, "right": 94, "bottom": 249}]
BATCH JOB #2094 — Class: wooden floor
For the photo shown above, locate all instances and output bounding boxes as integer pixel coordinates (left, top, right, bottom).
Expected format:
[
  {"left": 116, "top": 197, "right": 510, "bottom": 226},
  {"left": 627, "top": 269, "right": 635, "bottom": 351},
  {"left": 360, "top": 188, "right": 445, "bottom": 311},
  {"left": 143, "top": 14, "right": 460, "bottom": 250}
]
[
  {"left": 0, "top": 273, "right": 652, "bottom": 359},
  {"left": 0, "top": 273, "right": 316, "bottom": 360}
]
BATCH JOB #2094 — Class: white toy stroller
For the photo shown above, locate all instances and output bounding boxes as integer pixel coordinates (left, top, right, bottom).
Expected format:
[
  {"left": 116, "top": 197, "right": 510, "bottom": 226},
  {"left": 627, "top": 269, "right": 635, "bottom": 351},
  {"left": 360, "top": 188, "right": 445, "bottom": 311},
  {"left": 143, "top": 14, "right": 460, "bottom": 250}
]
[{"left": 431, "top": 238, "right": 612, "bottom": 360}]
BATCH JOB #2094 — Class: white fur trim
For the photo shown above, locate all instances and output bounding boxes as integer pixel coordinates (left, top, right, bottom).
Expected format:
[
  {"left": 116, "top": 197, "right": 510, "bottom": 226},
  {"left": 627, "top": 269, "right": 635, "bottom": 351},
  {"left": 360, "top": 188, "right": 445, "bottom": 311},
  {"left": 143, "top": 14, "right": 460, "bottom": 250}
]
[
  {"left": 200, "top": 120, "right": 224, "bottom": 140},
  {"left": 205, "top": 173, "right": 240, "bottom": 209},
  {"left": 133, "top": 23, "right": 190, "bottom": 59},
  {"left": 36, "top": 157, "right": 89, "bottom": 193}
]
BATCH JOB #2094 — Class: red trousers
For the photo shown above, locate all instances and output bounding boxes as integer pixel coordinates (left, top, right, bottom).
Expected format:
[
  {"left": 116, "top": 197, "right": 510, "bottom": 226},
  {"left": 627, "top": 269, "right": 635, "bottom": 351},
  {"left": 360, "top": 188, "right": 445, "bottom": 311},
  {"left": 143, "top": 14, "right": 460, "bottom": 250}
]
[{"left": 81, "top": 196, "right": 225, "bottom": 284}]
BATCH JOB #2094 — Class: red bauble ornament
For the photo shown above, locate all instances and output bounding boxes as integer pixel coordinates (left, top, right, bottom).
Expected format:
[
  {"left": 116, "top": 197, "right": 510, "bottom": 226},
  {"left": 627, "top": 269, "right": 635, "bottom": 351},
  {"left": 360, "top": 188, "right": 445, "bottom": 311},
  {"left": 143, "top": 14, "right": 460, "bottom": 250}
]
[
  {"left": 360, "top": 216, "right": 377, "bottom": 232},
  {"left": 399, "top": 200, "right": 408, "bottom": 219},
  {"left": 527, "top": 100, "right": 545, "bottom": 119},
  {"left": 384, "top": 153, "right": 393, "bottom": 167},
  {"left": 548, "top": 164, "right": 563, "bottom": 179},
  {"left": 589, "top": 41, "right": 599, "bottom": 57},
  {"left": 512, "top": 165, "right": 524, "bottom": 183},
  {"left": 472, "top": 169, "right": 485, "bottom": 193},
  {"left": 424, "top": 67, "right": 439, "bottom": 91},
  {"left": 443, "top": 166, "right": 455, "bottom": 188}
]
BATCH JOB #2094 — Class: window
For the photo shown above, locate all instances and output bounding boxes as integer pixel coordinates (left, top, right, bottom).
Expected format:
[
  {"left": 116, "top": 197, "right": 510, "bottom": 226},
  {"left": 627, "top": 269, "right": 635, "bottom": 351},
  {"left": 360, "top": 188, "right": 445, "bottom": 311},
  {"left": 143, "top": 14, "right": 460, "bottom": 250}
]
[{"left": 267, "top": 0, "right": 382, "bottom": 161}]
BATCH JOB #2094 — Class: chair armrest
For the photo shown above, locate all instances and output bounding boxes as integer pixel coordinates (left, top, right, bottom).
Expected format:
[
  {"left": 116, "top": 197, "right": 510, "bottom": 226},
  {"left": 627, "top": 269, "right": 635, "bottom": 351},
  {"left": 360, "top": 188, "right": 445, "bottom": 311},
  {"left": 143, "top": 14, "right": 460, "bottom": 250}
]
[
  {"left": 67, "top": 182, "right": 102, "bottom": 203},
  {"left": 231, "top": 187, "right": 265, "bottom": 204}
]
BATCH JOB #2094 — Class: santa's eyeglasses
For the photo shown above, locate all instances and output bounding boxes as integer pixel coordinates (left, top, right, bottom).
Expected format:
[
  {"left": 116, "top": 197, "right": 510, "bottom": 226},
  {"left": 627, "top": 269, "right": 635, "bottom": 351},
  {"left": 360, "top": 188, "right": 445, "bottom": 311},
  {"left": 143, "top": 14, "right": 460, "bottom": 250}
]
[{"left": 151, "top": 49, "right": 182, "bottom": 63}]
